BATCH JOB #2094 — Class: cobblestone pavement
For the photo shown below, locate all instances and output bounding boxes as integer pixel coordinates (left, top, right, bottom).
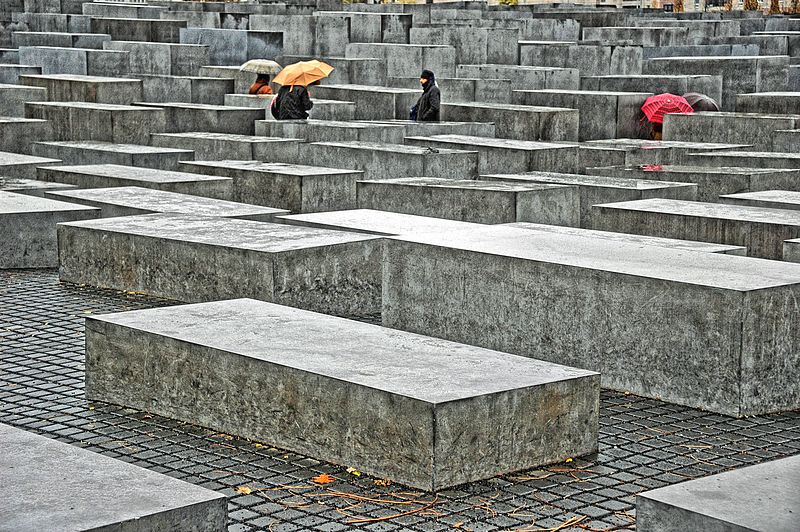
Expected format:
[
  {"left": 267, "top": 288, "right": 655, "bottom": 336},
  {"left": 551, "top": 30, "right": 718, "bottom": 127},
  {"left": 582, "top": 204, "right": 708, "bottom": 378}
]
[{"left": 2, "top": 269, "right": 799, "bottom": 532}]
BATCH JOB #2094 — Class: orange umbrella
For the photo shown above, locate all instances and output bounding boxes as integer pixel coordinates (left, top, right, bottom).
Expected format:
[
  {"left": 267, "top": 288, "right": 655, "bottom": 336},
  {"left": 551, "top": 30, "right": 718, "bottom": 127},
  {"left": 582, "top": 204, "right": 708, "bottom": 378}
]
[{"left": 272, "top": 60, "right": 334, "bottom": 87}]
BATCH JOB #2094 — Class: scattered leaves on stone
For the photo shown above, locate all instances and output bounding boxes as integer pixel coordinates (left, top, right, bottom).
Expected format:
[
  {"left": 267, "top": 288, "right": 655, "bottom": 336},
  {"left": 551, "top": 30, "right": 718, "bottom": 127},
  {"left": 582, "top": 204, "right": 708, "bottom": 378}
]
[
  {"left": 235, "top": 486, "right": 253, "bottom": 495},
  {"left": 311, "top": 473, "right": 335, "bottom": 485},
  {"left": 346, "top": 467, "right": 362, "bottom": 476}
]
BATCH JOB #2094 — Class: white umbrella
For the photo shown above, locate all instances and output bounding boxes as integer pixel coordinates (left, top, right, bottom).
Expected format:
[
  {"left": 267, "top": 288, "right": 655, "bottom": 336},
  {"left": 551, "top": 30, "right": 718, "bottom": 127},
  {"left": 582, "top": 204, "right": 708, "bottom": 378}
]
[{"left": 239, "top": 59, "right": 282, "bottom": 74}]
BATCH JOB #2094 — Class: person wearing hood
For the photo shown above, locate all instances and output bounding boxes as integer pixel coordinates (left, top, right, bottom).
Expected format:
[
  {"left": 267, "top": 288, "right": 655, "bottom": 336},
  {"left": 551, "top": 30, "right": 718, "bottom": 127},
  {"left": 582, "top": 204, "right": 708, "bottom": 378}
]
[
  {"left": 272, "top": 82, "right": 315, "bottom": 120},
  {"left": 414, "top": 69, "right": 440, "bottom": 122}
]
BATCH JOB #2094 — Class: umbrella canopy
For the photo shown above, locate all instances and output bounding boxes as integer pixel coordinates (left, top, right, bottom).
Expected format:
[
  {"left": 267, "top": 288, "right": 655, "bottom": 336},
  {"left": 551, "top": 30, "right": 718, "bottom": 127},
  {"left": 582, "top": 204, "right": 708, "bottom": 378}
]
[
  {"left": 240, "top": 59, "right": 282, "bottom": 74},
  {"left": 683, "top": 92, "right": 720, "bottom": 113},
  {"left": 641, "top": 93, "right": 694, "bottom": 124},
  {"left": 272, "top": 60, "right": 334, "bottom": 87}
]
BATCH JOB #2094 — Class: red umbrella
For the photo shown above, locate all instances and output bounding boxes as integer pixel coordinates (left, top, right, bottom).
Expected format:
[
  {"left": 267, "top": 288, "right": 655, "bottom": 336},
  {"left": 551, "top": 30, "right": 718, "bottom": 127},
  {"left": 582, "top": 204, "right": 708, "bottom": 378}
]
[{"left": 641, "top": 93, "right": 694, "bottom": 125}]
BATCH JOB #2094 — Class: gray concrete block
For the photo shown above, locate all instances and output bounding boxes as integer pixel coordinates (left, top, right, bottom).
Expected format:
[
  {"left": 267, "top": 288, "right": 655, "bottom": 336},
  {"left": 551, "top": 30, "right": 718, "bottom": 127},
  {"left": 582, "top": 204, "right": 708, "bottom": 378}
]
[
  {"left": 47, "top": 186, "right": 289, "bottom": 221},
  {"left": 255, "top": 119, "right": 406, "bottom": 145},
  {"left": 179, "top": 28, "right": 282, "bottom": 66},
  {"left": 90, "top": 17, "right": 186, "bottom": 44},
  {"left": 103, "top": 41, "right": 209, "bottom": 77},
  {"left": 637, "top": 454, "right": 800, "bottom": 532},
  {"left": 226, "top": 93, "right": 357, "bottom": 122},
  {"left": 151, "top": 132, "right": 300, "bottom": 162},
  {"left": 0, "top": 190, "right": 98, "bottom": 268},
  {"left": 456, "top": 64, "right": 578, "bottom": 91},
  {"left": 592, "top": 198, "right": 800, "bottom": 260},
  {"left": 0, "top": 82, "right": 46, "bottom": 117},
  {"left": 84, "top": 298, "right": 599, "bottom": 491},
  {"left": 772, "top": 129, "right": 800, "bottom": 152},
  {"left": 0, "top": 176, "right": 75, "bottom": 198},
  {"left": 518, "top": 41, "right": 642, "bottom": 77},
  {"left": 19, "top": 73, "right": 142, "bottom": 104},
  {"left": 25, "top": 101, "right": 166, "bottom": 145},
  {"left": 0, "top": 64, "right": 41, "bottom": 84},
  {"left": 251, "top": 14, "right": 315, "bottom": 56},
  {"left": 736, "top": 91, "right": 800, "bottom": 114},
  {"left": 19, "top": 46, "right": 129, "bottom": 77},
  {"left": 179, "top": 160, "right": 360, "bottom": 213},
  {"left": 32, "top": 140, "right": 193, "bottom": 171},
  {"left": 360, "top": 119, "right": 496, "bottom": 139},
  {"left": 785, "top": 238, "right": 800, "bottom": 262},
  {"left": 0, "top": 150, "right": 60, "bottom": 178},
  {"left": 307, "top": 141, "right": 479, "bottom": 181},
  {"left": 410, "top": 26, "right": 518, "bottom": 65},
  {"left": 663, "top": 112, "right": 799, "bottom": 151},
  {"left": 720, "top": 190, "right": 800, "bottom": 212},
  {"left": 310, "top": 84, "right": 419, "bottom": 121},
  {"left": 140, "top": 74, "right": 232, "bottom": 105},
  {"left": 345, "top": 42, "right": 456, "bottom": 78},
  {"left": 357, "top": 177, "right": 579, "bottom": 226},
  {"left": 59, "top": 214, "right": 382, "bottom": 317},
  {"left": 441, "top": 102, "right": 578, "bottom": 142},
  {"left": 484, "top": 171, "right": 697, "bottom": 228},
  {"left": 11, "top": 31, "right": 110, "bottom": 49},
  {"left": 579, "top": 74, "right": 722, "bottom": 109},
  {"left": 275, "top": 208, "right": 483, "bottom": 236},
  {"left": 405, "top": 135, "right": 578, "bottom": 174},
  {"left": 37, "top": 164, "right": 232, "bottom": 200},
  {"left": 0, "top": 117, "right": 52, "bottom": 155},
  {"left": 0, "top": 423, "right": 227, "bottom": 531},
  {"left": 583, "top": 26, "right": 688, "bottom": 47},
  {"left": 688, "top": 150, "right": 800, "bottom": 170},
  {"left": 132, "top": 102, "right": 263, "bottom": 135},
  {"left": 590, "top": 164, "right": 800, "bottom": 202},
  {"left": 387, "top": 75, "right": 512, "bottom": 104},
  {"left": 199, "top": 65, "right": 254, "bottom": 94},
  {"left": 383, "top": 224, "right": 800, "bottom": 416}
]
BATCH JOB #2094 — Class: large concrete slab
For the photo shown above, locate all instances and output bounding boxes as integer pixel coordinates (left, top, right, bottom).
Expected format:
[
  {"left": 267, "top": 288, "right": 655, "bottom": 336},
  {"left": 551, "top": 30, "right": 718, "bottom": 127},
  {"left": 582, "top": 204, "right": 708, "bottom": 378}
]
[
  {"left": 275, "top": 209, "right": 484, "bottom": 236},
  {"left": 151, "top": 132, "right": 299, "bottom": 162},
  {"left": 304, "top": 84, "right": 419, "bottom": 121},
  {"left": 785, "top": 239, "right": 800, "bottom": 262},
  {"left": 255, "top": 119, "right": 406, "bottom": 145},
  {"left": 103, "top": 40, "right": 209, "bottom": 76},
  {"left": 31, "top": 140, "right": 193, "bottom": 171},
  {"left": 0, "top": 82, "right": 47, "bottom": 117},
  {"left": 589, "top": 165, "right": 800, "bottom": 202},
  {"left": 59, "top": 214, "right": 382, "bottom": 317},
  {"left": 133, "top": 102, "right": 264, "bottom": 135},
  {"left": 37, "top": 164, "right": 232, "bottom": 200},
  {"left": 359, "top": 119, "right": 496, "bottom": 139},
  {"left": 484, "top": 171, "right": 697, "bottom": 228},
  {"left": 18, "top": 46, "right": 130, "bottom": 77},
  {"left": 637, "top": 454, "right": 800, "bottom": 532},
  {"left": 688, "top": 150, "right": 800, "bottom": 171},
  {"left": 85, "top": 298, "right": 599, "bottom": 491},
  {"left": 0, "top": 151, "right": 60, "bottom": 179},
  {"left": 19, "top": 73, "right": 143, "bottom": 104},
  {"left": 1, "top": 190, "right": 98, "bottom": 268},
  {"left": 357, "top": 177, "right": 579, "bottom": 226},
  {"left": 46, "top": 186, "right": 289, "bottom": 221},
  {"left": 0, "top": 423, "right": 227, "bottom": 531},
  {"left": 592, "top": 198, "right": 800, "bottom": 259},
  {"left": 441, "top": 102, "right": 579, "bottom": 142},
  {"left": 663, "top": 112, "right": 799, "bottom": 151},
  {"left": 0, "top": 117, "right": 52, "bottom": 154},
  {"left": 580, "top": 139, "right": 750, "bottom": 167},
  {"left": 580, "top": 74, "right": 722, "bottom": 106},
  {"left": 721, "top": 190, "right": 800, "bottom": 211},
  {"left": 141, "top": 74, "right": 232, "bottom": 105},
  {"left": 383, "top": 224, "right": 800, "bottom": 416},
  {"left": 0, "top": 176, "right": 76, "bottom": 198},
  {"left": 179, "top": 160, "right": 361, "bottom": 212}
]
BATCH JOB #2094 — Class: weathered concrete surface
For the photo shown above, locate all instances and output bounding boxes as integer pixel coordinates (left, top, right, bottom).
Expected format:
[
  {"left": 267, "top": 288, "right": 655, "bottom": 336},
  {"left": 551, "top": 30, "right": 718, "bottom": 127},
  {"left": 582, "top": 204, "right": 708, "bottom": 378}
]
[
  {"left": 0, "top": 117, "right": 52, "bottom": 154},
  {"left": 592, "top": 198, "right": 800, "bottom": 260},
  {"left": 505, "top": 222, "right": 747, "bottom": 255},
  {"left": 19, "top": 73, "right": 142, "bottom": 104},
  {"left": 518, "top": 41, "right": 642, "bottom": 77},
  {"left": 275, "top": 209, "right": 483, "bottom": 236},
  {"left": 688, "top": 150, "right": 800, "bottom": 171},
  {"left": 484, "top": 172, "right": 697, "bottom": 229},
  {"left": 360, "top": 119, "right": 496, "bottom": 139},
  {"left": 580, "top": 74, "right": 722, "bottom": 105},
  {"left": 345, "top": 42, "right": 456, "bottom": 78},
  {"left": 179, "top": 28, "right": 282, "bottom": 66},
  {"left": 301, "top": 84, "right": 418, "bottom": 121},
  {"left": 382, "top": 224, "right": 800, "bottom": 416},
  {"left": 0, "top": 151, "right": 60, "bottom": 178},
  {"left": 663, "top": 112, "right": 799, "bottom": 151},
  {"left": 0, "top": 176, "right": 76, "bottom": 198},
  {"left": 0, "top": 64, "right": 42, "bottom": 84},
  {"left": 442, "top": 102, "right": 579, "bottom": 142},
  {"left": 0, "top": 423, "right": 227, "bottom": 531},
  {"left": 589, "top": 165, "right": 800, "bottom": 202},
  {"left": 456, "top": 64, "right": 578, "bottom": 91},
  {"left": 38, "top": 164, "right": 232, "bottom": 200},
  {"left": 229, "top": 94, "right": 356, "bottom": 122},
  {"left": 18, "top": 45, "right": 129, "bottom": 77},
  {"left": 103, "top": 40, "right": 209, "bottom": 76},
  {"left": 142, "top": 74, "right": 232, "bottom": 105},
  {"left": 179, "top": 160, "right": 361, "bottom": 213},
  {"left": 91, "top": 17, "right": 186, "bottom": 44},
  {"left": 405, "top": 135, "right": 578, "bottom": 174},
  {"left": 84, "top": 299, "right": 599, "bottom": 491},
  {"left": 32, "top": 140, "right": 193, "bottom": 171},
  {"left": 59, "top": 214, "right": 382, "bottom": 317},
  {"left": 785, "top": 239, "right": 800, "bottom": 263},
  {"left": 580, "top": 139, "right": 750, "bottom": 167},
  {"left": 0, "top": 82, "right": 46, "bottom": 116},
  {"left": 46, "top": 186, "right": 289, "bottom": 221},
  {"left": 0, "top": 190, "right": 98, "bottom": 268},
  {"left": 721, "top": 190, "right": 800, "bottom": 212},
  {"left": 358, "top": 177, "right": 579, "bottom": 226},
  {"left": 308, "top": 141, "right": 479, "bottom": 181},
  {"left": 255, "top": 119, "right": 406, "bottom": 145},
  {"left": 637, "top": 454, "right": 800, "bottom": 532},
  {"left": 736, "top": 91, "right": 800, "bottom": 115},
  {"left": 151, "top": 132, "right": 299, "bottom": 162},
  {"left": 133, "top": 102, "right": 264, "bottom": 135}
]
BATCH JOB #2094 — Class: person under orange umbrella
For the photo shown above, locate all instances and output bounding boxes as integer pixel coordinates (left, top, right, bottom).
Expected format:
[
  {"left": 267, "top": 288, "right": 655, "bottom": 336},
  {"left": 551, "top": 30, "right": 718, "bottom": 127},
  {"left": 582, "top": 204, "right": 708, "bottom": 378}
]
[
  {"left": 271, "top": 60, "right": 334, "bottom": 120},
  {"left": 641, "top": 93, "right": 694, "bottom": 140}
]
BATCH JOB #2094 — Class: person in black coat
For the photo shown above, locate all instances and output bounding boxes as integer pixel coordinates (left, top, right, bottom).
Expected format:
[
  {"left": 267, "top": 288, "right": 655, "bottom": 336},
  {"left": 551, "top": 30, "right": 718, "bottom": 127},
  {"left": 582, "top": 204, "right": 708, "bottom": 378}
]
[
  {"left": 272, "top": 84, "right": 314, "bottom": 120},
  {"left": 415, "top": 69, "right": 440, "bottom": 122}
]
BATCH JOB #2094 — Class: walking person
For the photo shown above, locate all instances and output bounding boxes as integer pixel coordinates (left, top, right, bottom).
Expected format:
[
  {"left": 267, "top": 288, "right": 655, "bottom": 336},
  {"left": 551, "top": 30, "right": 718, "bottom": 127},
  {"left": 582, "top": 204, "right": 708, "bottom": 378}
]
[
  {"left": 273, "top": 84, "right": 314, "bottom": 120},
  {"left": 414, "top": 69, "right": 440, "bottom": 122}
]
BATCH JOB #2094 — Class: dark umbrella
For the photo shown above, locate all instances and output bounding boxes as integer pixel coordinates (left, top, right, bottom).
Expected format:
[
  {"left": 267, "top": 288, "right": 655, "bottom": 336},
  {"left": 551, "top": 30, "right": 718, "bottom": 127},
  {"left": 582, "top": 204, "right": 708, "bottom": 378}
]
[{"left": 683, "top": 92, "right": 720, "bottom": 113}]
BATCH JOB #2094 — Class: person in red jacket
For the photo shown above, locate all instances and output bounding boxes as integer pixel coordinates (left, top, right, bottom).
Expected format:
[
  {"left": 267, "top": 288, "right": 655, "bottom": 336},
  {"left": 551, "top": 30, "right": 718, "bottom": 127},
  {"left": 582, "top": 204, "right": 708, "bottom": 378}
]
[{"left": 249, "top": 74, "right": 273, "bottom": 96}]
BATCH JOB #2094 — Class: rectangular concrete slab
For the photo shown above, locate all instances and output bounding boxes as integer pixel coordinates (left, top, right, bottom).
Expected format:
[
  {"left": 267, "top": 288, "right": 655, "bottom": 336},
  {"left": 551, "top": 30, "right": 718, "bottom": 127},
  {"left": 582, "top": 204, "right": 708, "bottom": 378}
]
[
  {"left": 580, "top": 139, "right": 749, "bottom": 166},
  {"left": 358, "top": 177, "right": 579, "bottom": 226},
  {"left": 1, "top": 190, "right": 98, "bottom": 268},
  {"left": 84, "top": 298, "right": 600, "bottom": 491},
  {"left": 0, "top": 117, "right": 53, "bottom": 155},
  {"left": 637, "top": 454, "right": 800, "bottom": 532},
  {"left": 382, "top": 224, "right": 800, "bottom": 416},
  {"left": 31, "top": 140, "right": 193, "bottom": 171},
  {"left": 58, "top": 214, "right": 382, "bottom": 317},
  {"left": 37, "top": 164, "right": 233, "bottom": 200},
  {"left": 592, "top": 198, "right": 800, "bottom": 259},
  {"left": 441, "top": 102, "right": 579, "bottom": 142},
  {"left": 255, "top": 119, "right": 406, "bottom": 145},
  {"left": 133, "top": 102, "right": 264, "bottom": 135},
  {"left": 46, "top": 186, "right": 289, "bottom": 221},
  {"left": 721, "top": 190, "right": 800, "bottom": 211},
  {"left": 785, "top": 239, "right": 800, "bottom": 262},
  {"left": 275, "top": 209, "right": 485, "bottom": 236},
  {"left": 0, "top": 176, "right": 76, "bottom": 198},
  {"left": 688, "top": 150, "right": 800, "bottom": 170},
  {"left": 151, "top": 132, "right": 300, "bottom": 162},
  {"left": 0, "top": 423, "right": 227, "bottom": 532},
  {"left": 0, "top": 150, "right": 61, "bottom": 178},
  {"left": 179, "top": 160, "right": 361, "bottom": 212},
  {"left": 19, "top": 73, "right": 143, "bottom": 104}
]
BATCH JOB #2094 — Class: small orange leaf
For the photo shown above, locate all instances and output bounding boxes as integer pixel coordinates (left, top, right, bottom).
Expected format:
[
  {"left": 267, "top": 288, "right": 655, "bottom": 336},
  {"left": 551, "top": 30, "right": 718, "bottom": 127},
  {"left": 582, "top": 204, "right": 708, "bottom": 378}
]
[
  {"left": 311, "top": 473, "right": 335, "bottom": 485},
  {"left": 235, "top": 486, "right": 252, "bottom": 495},
  {"left": 374, "top": 479, "right": 392, "bottom": 487}
]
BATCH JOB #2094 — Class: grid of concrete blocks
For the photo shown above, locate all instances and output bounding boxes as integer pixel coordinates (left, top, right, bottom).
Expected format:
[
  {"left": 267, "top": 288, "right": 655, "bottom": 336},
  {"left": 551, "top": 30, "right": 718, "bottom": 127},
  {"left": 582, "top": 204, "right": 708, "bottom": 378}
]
[{"left": 1, "top": 1, "right": 799, "bottom": 531}]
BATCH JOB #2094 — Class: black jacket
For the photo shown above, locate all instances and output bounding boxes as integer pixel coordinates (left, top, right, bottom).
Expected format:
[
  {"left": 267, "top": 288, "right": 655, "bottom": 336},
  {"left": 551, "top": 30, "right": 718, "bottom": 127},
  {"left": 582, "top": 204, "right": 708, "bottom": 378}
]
[
  {"left": 274, "top": 85, "right": 313, "bottom": 120},
  {"left": 416, "top": 83, "right": 440, "bottom": 122}
]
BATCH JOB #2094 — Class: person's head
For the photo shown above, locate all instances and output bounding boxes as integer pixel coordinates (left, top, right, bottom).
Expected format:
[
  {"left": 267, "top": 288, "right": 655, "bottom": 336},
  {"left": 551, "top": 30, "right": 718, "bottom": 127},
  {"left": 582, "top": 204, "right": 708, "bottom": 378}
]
[
  {"left": 420, "top": 69, "right": 435, "bottom": 88},
  {"left": 256, "top": 73, "right": 270, "bottom": 83}
]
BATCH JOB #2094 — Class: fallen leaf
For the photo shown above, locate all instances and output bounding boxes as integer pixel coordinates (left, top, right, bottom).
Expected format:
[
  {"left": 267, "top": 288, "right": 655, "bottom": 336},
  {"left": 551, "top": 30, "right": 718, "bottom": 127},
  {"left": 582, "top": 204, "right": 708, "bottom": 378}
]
[
  {"left": 254, "top": 443, "right": 264, "bottom": 448},
  {"left": 565, "top": 457, "right": 573, "bottom": 463},
  {"left": 374, "top": 479, "right": 392, "bottom": 487},
  {"left": 311, "top": 473, "right": 335, "bottom": 485},
  {"left": 235, "top": 486, "right": 252, "bottom": 495},
  {"left": 346, "top": 467, "right": 362, "bottom": 477}
]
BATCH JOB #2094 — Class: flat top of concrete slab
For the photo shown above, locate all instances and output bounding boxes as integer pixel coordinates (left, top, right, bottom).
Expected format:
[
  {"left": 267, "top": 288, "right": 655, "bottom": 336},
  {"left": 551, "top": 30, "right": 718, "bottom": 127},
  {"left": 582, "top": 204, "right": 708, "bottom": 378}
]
[
  {"left": 184, "top": 160, "right": 361, "bottom": 176},
  {"left": 460, "top": 64, "right": 575, "bottom": 73},
  {"left": 0, "top": 117, "right": 47, "bottom": 125},
  {"left": 110, "top": 41, "right": 206, "bottom": 49},
  {"left": 407, "top": 135, "right": 572, "bottom": 151},
  {"left": 154, "top": 132, "right": 298, "bottom": 143},
  {"left": 38, "top": 140, "right": 192, "bottom": 155},
  {"left": 20, "top": 74, "right": 140, "bottom": 83},
  {"left": 313, "top": 141, "right": 476, "bottom": 155},
  {"left": 360, "top": 120, "right": 495, "bottom": 128},
  {"left": 484, "top": 171, "right": 694, "bottom": 190},
  {"left": 720, "top": 190, "right": 800, "bottom": 205},
  {"left": 691, "top": 150, "right": 800, "bottom": 159},
  {"left": 29, "top": 101, "right": 161, "bottom": 112},
  {"left": 596, "top": 164, "right": 797, "bottom": 176},
  {"left": 446, "top": 102, "right": 576, "bottom": 113},
  {"left": 45, "top": 164, "right": 231, "bottom": 184},
  {"left": 739, "top": 91, "right": 800, "bottom": 96},
  {"left": 1, "top": 423, "right": 226, "bottom": 532},
  {"left": 272, "top": 119, "right": 404, "bottom": 130},
  {"left": 48, "top": 186, "right": 290, "bottom": 217},
  {"left": 514, "top": 89, "right": 653, "bottom": 97},
  {"left": 309, "top": 83, "right": 421, "bottom": 94},
  {"left": 518, "top": 40, "right": 577, "bottom": 45},
  {"left": 276, "top": 209, "right": 484, "bottom": 236},
  {"left": 0, "top": 190, "right": 98, "bottom": 214},
  {"left": 649, "top": 55, "right": 784, "bottom": 61},
  {"left": 585, "top": 139, "right": 750, "bottom": 150},
  {"left": 504, "top": 222, "right": 746, "bottom": 254},
  {"left": 89, "top": 298, "right": 597, "bottom": 403},
  {"left": 390, "top": 224, "right": 800, "bottom": 291},
  {"left": 584, "top": 75, "right": 716, "bottom": 80},
  {"left": 135, "top": 102, "right": 267, "bottom": 111},
  {"left": 596, "top": 198, "right": 800, "bottom": 225},
  {"left": 638, "top": 454, "right": 800, "bottom": 531},
  {"left": 1, "top": 177, "right": 76, "bottom": 192},
  {"left": 63, "top": 213, "right": 381, "bottom": 252},
  {"left": 677, "top": 111, "right": 800, "bottom": 119},
  {"left": 0, "top": 151, "right": 59, "bottom": 166},
  {"left": 0, "top": 83, "right": 45, "bottom": 91},
  {"left": 362, "top": 177, "right": 569, "bottom": 192}
]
